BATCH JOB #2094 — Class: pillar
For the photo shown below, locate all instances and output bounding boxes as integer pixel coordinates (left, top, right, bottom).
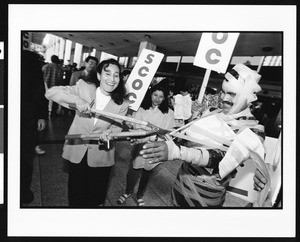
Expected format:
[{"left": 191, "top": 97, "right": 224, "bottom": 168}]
[
  {"left": 138, "top": 41, "right": 156, "bottom": 57},
  {"left": 64, "top": 39, "right": 72, "bottom": 65},
  {"left": 74, "top": 43, "right": 83, "bottom": 68},
  {"left": 59, "top": 38, "right": 65, "bottom": 61}
]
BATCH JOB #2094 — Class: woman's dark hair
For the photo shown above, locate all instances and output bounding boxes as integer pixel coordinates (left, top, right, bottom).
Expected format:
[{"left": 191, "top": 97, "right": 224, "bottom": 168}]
[
  {"left": 121, "top": 69, "right": 131, "bottom": 78},
  {"left": 96, "top": 58, "right": 126, "bottom": 105},
  {"left": 141, "top": 79, "right": 170, "bottom": 114}
]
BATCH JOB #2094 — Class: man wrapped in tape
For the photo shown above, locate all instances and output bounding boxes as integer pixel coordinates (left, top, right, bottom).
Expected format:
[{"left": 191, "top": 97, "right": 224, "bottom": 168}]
[{"left": 140, "top": 63, "right": 267, "bottom": 207}]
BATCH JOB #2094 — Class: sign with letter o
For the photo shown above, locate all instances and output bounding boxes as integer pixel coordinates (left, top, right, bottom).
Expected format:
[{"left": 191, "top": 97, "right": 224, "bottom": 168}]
[
  {"left": 193, "top": 32, "right": 240, "bottom": 74},
  {"left": 125, "top": 49, "right": 164, "bottom": 111}
]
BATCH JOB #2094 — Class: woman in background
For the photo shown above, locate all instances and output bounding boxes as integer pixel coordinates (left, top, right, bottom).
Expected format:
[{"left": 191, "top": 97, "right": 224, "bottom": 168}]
[{"left": 117, "top": 79, "right": 175, "bottom": 206}]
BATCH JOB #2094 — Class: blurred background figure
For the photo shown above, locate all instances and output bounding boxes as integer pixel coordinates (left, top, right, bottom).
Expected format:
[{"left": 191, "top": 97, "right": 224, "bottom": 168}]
[
  {"left": 42, "top": 54, "right": 63, "bottom": 117},
  {"left": 21, "top": 50, "right": 48, "bottom": 205},
  {"left": 173, "top": 84, "right": 192, "bottom": 127},
  {"left": 121, "top": 69, "right": 131, "bottom": 85}
]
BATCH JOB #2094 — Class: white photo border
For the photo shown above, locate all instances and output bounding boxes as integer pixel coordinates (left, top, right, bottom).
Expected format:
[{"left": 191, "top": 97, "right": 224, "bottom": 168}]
[{"left": 8, "top": 4, "right": 296, "bottom": 237}]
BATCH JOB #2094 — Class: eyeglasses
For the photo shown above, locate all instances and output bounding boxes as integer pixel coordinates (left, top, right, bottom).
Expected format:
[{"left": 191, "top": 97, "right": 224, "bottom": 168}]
[{"left": 87, "top": 60, "right": 97, "bottom": 66}]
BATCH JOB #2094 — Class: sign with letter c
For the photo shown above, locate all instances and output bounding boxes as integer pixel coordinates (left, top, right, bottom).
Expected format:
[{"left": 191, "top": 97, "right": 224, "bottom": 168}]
[
  {"left": 125, "top": 49, "right": 164, "bottom": 111},
  {"left": 193, "top": 32, "right": 240, "bottom": 73}
]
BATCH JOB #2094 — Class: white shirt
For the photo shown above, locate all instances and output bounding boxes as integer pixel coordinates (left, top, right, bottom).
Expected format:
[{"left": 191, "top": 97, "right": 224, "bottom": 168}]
[
  {"left": 94, "top": 87, "right": 111, "bottom": 125},
  {"left": 174, "top": 94, "right": 192, "bottom": 120}
]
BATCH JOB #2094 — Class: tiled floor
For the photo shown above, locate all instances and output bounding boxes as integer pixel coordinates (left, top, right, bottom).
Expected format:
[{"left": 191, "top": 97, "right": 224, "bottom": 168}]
[{"left": 25, "top": 113, "right": 248, "bottom": 208}]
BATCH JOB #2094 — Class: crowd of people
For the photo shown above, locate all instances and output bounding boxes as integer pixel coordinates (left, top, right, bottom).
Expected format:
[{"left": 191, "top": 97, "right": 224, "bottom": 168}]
[{"left": 21, "top": 51, "right": 275, "bottom": 208}]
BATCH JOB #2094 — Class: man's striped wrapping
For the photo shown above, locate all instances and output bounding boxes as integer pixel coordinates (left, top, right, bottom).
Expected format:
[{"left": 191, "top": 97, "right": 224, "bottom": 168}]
[{"left": 171, "top": 163, "right": 233, "bottom": 207}]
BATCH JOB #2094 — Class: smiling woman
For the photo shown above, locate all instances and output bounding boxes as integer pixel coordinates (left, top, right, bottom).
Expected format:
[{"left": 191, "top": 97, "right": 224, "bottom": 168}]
[
  {"left": 45, "top": 58, "right": 129, "bottom": 207},
  {"left": 97, "top": 59, "right": 121, "bottom": 96}
]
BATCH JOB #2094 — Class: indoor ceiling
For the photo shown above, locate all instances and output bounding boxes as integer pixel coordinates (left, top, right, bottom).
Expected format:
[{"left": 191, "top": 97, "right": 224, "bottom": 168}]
[{"left": 32, "top": 32, "right": 282, "bottom": 58}]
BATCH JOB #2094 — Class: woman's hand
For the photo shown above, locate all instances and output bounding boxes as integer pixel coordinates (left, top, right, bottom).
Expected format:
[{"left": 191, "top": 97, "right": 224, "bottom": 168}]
[
  {"left": 99, "top": 129, "right": 113, "bottom": 143},
  {"left": 75, "top": 101, "right": 91, "bottom": 114}
]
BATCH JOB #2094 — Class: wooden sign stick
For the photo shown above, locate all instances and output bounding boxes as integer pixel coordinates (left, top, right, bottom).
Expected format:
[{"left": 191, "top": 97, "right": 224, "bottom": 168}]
[{"left": 197, "top": 69, "right": 211, "bottom": 103}]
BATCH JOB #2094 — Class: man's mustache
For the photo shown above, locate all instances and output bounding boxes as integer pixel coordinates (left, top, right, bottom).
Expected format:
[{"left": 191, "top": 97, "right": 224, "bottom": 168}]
[{"left": 222, "top": 101, "right": 233, "bottom": 106}]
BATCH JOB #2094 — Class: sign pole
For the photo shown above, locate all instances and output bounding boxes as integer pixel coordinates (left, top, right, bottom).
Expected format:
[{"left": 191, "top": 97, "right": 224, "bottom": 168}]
[
  {"left": 197, "top": 69, "right": 211, "bottom": 103},
  {"left": 257, "top": 56, "right": 265, "bottom": 73}
]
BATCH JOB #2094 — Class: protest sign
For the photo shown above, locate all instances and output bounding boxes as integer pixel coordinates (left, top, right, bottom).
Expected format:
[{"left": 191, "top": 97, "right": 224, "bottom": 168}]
[
  {"left": 194, "top": 33, "right": 239, "bottom": 102},
  {"left": 125, "top": 49, "right": 164, "bottom": 111},
  {"left": 194, "top": 32, "right": 239, "bottom": 73}
]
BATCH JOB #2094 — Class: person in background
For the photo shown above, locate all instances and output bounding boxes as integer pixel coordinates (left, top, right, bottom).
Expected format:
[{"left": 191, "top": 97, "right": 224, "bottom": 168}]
[
  {"left": 139, "top": 64, "right": 266, "bottom": 207},
  {"left": 168, "top": 86, "right": 175, "bottom": 110},
  {"left": 117, "top": 79, "right": 175, "bottom": 206},
  {"left": 121, "top": 69, "right": 131, "bottom": 85},
  {"left": 62, "top": 61, "right": 78, "bottom": 116},
  {"left": 190, "top": 86, "right": 222, "bottom": 121},
  {"left": 71, "top": 63, "right": 78, "bottom": 72},
  {"left": 45, "top": 59, "right": 129, "bottom": 207},
  {"left": 69, "top": 56, "right": 99, "bottom": 86},
  {"left": 21, "top": 50, "right": 48, "bottom": 205},
  {"left": 35, "top": 54, "right": 48, "bottom": 155},
  {"left": 42, "top": 54, "right": 63, "bottom": 117},
  {"left": 173, "top": 84, "right": 192, "bottom": 127}
]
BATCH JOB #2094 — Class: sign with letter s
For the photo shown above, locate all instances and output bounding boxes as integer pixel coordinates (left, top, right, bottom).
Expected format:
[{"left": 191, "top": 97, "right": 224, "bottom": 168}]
[
  {"left": 194, "top": 32, "right": 239, "bottom": 74},
  {"left": 125, "top": 49, "right": 164, "bottom": 111}
]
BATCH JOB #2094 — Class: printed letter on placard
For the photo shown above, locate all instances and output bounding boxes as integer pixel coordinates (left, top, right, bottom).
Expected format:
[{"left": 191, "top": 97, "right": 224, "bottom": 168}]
[
  {"left": 125, "top": 49, "right": 164, "bottom": 111},
  {"left": 193, "top": 32, "right": 240, "bottom": 74}
]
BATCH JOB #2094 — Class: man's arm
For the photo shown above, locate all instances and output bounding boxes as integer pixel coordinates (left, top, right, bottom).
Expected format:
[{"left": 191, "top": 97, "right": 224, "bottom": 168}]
[{"left": 140, "top": 140, "right": 225, "bottom": 169}]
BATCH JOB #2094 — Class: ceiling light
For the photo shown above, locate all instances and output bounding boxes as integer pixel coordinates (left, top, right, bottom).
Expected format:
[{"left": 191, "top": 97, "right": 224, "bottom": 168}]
[{"left": 262, "top": 46, "right": 274, "bottom": 52}]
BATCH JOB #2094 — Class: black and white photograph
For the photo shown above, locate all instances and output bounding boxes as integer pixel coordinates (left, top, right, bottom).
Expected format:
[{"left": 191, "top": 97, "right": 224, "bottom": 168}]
[
  {"left": 4, "top": 3, "right": 297, "bottom": 239},
  {"left": 19, "top": 31, "right": 282, "bottom": 209}
]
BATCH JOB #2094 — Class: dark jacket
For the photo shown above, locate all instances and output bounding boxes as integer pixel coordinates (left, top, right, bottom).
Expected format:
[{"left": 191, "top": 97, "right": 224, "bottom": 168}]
[{"left": 21, "top": 50, "right": 48, "bottom": 134}]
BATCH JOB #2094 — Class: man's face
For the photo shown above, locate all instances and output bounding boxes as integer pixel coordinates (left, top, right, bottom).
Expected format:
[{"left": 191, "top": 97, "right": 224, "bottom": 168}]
[
  {"left": 220, "top": 88, "right": 236, "bottom": 114},
  {"left": 85, "top": 59, "right": 97, "bottom": 73},
  {"left": 220, "top": 84, "right": 247, "bottom": 114}
]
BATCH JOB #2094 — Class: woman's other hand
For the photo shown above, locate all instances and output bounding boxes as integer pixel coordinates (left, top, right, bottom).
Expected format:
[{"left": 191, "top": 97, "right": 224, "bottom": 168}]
[
  {"left": 98, "top": 129, "right": 113, "bottom": 142},
  {"left": 76, "top": 101, "right": 91, "bottom": 114}
]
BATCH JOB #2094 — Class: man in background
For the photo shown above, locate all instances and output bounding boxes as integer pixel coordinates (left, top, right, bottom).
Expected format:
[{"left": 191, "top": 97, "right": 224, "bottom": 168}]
[
  {"left": 42, "top": 54, "right": 62, "bottom": 116},
  {"left": 69, "top": 56, "right": 98, "bottom": 86}
]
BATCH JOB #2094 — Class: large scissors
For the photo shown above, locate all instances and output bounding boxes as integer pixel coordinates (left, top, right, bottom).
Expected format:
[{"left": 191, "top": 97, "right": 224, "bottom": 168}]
[{"left": 66, "top": 103, "right": 171, "bottom": 140}]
